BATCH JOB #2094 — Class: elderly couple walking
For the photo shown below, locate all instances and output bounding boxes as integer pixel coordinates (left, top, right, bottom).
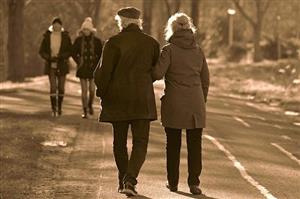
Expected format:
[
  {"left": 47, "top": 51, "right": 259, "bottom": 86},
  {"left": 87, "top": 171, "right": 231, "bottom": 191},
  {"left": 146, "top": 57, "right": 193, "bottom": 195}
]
[{"left": 94, "top": 7, "right": 210, "bottom": 197}]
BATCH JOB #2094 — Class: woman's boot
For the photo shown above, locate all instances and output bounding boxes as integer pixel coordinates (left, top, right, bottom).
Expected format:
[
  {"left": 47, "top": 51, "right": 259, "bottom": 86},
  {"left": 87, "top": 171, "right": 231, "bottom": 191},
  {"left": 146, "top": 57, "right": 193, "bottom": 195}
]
[
  {"left": 88, "top": 100, "right": 94, "bottom": 115},
  {"left": 58, "top": 95, "right": 64, "bottom": 116},
  {"left": 50, "top": 96, "right": 57, "bottom": 117},
  {"left": 82, "top": 107, "right": 88, "bottom": 119}
]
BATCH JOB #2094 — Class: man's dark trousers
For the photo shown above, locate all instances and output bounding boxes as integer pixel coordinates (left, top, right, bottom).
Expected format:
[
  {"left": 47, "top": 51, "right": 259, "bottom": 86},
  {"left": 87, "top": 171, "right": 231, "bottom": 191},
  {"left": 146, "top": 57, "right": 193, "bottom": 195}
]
[{"left": 112, "top": 119, "right": 150, "bottom": 186}]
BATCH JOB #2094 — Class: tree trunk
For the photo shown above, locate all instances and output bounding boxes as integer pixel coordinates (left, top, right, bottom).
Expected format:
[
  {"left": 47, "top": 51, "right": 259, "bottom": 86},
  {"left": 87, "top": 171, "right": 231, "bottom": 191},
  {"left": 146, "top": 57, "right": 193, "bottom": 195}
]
[
  {"left": 164, "top": 0, "right": 181, "bottom": 16},
  {"left": 0, "top": 1, "right": 8, "bottom": 81},
  {"left": 143, "top": 0, "right": 153, "bottom": 34},
  {"left": 7, "top": 0, "right": 24, "bottom": 82},
  {"left": 253, "top": 24, "right": 262, "bottom": 62},
  {"left": 94, "top": 0, "right": 102, "bottom": 30},
  {"left": 191, "top": 0, "right": 199, "bottom": 28}
]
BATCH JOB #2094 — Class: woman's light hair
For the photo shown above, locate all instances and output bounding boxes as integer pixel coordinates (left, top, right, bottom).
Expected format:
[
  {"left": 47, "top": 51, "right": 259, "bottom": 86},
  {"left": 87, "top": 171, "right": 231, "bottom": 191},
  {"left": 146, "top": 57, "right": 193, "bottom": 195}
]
[
  {"left": 115, "top": 15, "right": 143, "bottom": 31},
  {"left": 165, "top": 12, "right": 196, "bottom": 41}
]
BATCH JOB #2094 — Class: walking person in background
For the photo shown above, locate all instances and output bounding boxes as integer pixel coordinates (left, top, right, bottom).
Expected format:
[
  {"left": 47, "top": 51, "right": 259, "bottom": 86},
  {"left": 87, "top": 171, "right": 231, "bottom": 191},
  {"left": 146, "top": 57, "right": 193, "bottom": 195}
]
[
  {"left": 39, "top": 17, "right": 72, "bottom": 117},
  {"left": 72, "top": 17, "right": 103, "bottom": 119},
  {"left": 152, "top": 13, "right": 210, "bottom": 195},
  {"left": 94, "top": 7, "right": 160, "bottom": 196}
]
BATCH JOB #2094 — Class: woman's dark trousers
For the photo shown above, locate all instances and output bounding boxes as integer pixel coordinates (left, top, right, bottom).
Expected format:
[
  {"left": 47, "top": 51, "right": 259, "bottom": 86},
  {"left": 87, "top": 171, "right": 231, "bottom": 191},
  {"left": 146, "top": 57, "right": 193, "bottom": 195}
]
[
  {"left": 112, "top": 120, "right": 150, "bottom": 186},
  {"left": 165, "top": 127, "right": 203, "bottom": 186}
]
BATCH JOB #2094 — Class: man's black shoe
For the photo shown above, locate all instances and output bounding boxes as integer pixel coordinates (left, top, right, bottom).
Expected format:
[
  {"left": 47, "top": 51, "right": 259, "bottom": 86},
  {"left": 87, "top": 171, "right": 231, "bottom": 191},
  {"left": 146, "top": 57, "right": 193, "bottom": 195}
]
[
  {"left": 189, "top": 185, "right": 202, "bottom": 195},
  {"left": 123, "top": 182, "right": 138, "bottom": 196},
  {"left": 166, "top": 183, "right": 178, "bottom": 192}
]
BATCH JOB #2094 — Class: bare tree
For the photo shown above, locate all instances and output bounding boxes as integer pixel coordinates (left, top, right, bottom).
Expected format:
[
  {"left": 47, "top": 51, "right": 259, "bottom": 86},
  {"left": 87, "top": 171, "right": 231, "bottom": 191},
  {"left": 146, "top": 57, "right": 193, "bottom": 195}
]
[
  {"left": 93, "top": 0, "right": 102, "bottom": 28},
  {"left": 143, "top": 0, "right": 153, "bottom": 34},
  {"left": 232, "top": 0, "right": 271, "bottom": 62},
  {"left": 191, "top": 0, "right": 200, "bottom": 28},
  {"left": 7, "top": 0, "right": 25, "bottom": 81},
  {"left": 72, "top": 0, "right": 102, "bottom": 28},
  {"left": 0, "top": 1, "right": 8, "bottom": 81},
  {"left": 164, "top": 0, "right": 181, "bottom": 16}
]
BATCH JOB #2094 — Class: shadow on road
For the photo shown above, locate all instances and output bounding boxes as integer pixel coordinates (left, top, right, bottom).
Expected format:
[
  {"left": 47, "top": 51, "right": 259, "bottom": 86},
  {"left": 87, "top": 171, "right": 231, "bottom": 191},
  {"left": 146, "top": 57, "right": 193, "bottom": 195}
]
[{"left": 176, "top": 191, "right": 219, "bottom": 199}]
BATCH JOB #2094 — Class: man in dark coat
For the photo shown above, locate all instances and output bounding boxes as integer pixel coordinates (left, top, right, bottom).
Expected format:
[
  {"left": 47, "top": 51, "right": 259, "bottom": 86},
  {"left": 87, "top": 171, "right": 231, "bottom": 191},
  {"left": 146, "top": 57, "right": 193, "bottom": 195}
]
[{"left": 94, "top": 7, "right": 160, "bottom": 196}]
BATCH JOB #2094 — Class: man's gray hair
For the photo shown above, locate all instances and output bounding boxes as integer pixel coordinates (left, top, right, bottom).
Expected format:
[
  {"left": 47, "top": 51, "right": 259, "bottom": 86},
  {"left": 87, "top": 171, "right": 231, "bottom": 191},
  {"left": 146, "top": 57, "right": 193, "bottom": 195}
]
[{"left": 115, "top": 15, "right": 143, "bottom": 31}]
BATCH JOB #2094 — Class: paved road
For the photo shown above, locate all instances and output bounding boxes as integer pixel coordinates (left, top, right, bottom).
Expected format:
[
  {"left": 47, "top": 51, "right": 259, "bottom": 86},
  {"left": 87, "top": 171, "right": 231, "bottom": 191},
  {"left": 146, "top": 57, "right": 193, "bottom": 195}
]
[{"left": 1, "top": 77, "right": 299, "bottom": 199}]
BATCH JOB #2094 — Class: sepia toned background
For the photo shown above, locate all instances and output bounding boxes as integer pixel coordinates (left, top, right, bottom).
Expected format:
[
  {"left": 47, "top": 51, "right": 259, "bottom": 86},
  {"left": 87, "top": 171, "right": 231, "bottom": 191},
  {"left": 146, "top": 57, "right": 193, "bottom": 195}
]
[
  {"left": 1, "top": 0, "right": 300, "bottom": 82},
  {"left": 0, "top": 0, "right": 300, "bottom": 199}
]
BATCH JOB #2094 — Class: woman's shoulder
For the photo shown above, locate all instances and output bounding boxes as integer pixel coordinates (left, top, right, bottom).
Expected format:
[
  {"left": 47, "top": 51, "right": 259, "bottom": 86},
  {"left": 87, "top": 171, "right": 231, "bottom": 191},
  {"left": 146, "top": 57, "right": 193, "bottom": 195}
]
[
  {"left": 74, "top": 36, "right": 84, "bottom": 43},
  {"left": 42, "top": 30, "right": 51, "bottom": 38},
  {"left": 61, "top": 31, "right": 70, "bottom": 37},
  {"left": 162, "top": 43, "right": 172, "bottom": 51}
]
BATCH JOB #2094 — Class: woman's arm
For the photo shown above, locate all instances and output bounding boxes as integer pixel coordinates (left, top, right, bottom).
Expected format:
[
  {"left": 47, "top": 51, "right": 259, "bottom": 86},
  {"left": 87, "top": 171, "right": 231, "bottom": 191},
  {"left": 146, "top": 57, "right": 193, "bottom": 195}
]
[
  {"left": 152, "top": 45, "right": 171, "bottom": 81},
  {"left": 200, "top": 51, "right": 210, "bottom": 102},
  {"left": 59, "top": 34, "right": 72, "bottom": 59},
  {"left": 71, "top": 37, "right": 81, "bottom": 65},
  {"left": 39, "top": 35, "right": 50, "bottom": 61}
]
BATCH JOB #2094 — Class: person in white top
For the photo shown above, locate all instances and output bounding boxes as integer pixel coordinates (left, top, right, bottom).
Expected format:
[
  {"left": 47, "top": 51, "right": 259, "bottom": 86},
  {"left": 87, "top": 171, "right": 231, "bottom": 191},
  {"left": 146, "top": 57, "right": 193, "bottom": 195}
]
[{"left": 39, "top": 17, "right": 72, "bottom": 117}]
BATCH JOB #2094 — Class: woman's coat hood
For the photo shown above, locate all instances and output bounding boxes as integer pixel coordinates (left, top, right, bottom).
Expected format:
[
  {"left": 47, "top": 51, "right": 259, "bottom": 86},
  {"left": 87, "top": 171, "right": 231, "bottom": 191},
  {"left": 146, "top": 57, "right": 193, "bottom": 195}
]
[{"left": 169, "top": 29, "right": 197, "bottom": 49}]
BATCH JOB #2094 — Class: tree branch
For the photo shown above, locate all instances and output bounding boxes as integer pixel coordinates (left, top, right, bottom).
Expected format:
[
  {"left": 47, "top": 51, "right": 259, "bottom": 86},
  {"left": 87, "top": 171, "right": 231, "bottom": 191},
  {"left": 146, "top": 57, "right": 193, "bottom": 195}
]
[
  {"left": 232, "top": 0, "right": 256, "bottom": 26},
  {"left": 175, "top": 0, "right": 181, "bottom": 13},
  {"left": 94, "top": 0, "right": 102, "bottom": 26},
  {"left": 262, "top": 0, "right": 271, "bottom": 16},
  {"left": 164, "top": 0, "right": 171, "bottom": 16},
  {"left": 25, "top": 0, "right": 32, "bottom": 6}
]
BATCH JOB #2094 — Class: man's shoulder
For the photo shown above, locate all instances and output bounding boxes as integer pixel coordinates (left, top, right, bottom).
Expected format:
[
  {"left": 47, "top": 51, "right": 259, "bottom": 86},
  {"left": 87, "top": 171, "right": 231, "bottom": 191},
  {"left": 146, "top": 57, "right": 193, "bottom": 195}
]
[
  {"left": 141, "top": 32, "right": 159, "bottom": 45},
  {"left": 105, "top": 35, "right": 119, "bottom": 45}
]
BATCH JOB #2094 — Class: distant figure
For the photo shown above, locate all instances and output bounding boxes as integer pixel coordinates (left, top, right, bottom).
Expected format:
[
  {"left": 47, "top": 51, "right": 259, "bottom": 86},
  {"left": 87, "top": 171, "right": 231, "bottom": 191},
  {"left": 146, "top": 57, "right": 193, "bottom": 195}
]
[
  {"left": 94, "top": 7, "right": 160, "bottom": 196},
  {"left": 72, "top": 17, "right": 103, "bottom": 119},
  {"left": 39, "top": 17, "right": 72, "bottom": 117},
  {"left": 152, "top": 13, "right": 210, "bottom": 195}
]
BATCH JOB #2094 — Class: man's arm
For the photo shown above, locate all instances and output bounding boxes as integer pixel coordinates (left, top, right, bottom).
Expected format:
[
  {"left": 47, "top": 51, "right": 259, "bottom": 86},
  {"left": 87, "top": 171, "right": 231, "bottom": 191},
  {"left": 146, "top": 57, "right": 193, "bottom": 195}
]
[{"left": 94, "top": 39, "right": 119, "bottom": 99}]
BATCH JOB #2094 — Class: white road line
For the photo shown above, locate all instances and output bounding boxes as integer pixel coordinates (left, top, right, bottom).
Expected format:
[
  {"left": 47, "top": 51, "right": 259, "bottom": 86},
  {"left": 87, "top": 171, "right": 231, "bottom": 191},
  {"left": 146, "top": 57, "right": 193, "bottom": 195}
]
[
  {"left": 204, "top": 135, "right": 277, "bottom": 199},
  {"left": 223, "top": 103, "right": 230, "bottom": 107},
  {"left": 233, "top": 116, "right": 251, "bottom": 128},
  {"left": 273, "top": 125, "right": 283, "bottom": 129},
  {"left": 254, "top": 115, "right": 266, "bottom": 121},
  {"left": 271, "top": 143, "right": 300, "bottom": 166},
  {"left": 293, "top": 122, "right": 300, "bottom": 126},
  {"left": 280, "top": 135, "right": 292, "bottom": 141}
]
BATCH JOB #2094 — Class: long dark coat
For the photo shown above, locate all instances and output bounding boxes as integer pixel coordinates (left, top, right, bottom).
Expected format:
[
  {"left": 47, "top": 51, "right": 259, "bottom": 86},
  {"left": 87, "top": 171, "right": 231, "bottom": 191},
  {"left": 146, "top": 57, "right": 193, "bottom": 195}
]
[
  {"left": 152, "top": 29, "right": 210, "bottom": 129},
  {"left": 39, "top": 29, "right": 72, "bottom": 75},
  {"left": 94, "top": 24, "right": 160, "bottom": 122},
  {"left": 72, "top": 34, "right": 103, "bottom": 79}
]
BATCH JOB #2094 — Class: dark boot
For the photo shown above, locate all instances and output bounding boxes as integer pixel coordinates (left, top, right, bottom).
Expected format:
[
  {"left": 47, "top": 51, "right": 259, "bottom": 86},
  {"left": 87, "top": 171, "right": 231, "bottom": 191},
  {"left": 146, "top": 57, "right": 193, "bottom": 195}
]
[
  {"left": 166, "top": 183, "right": 178, "bottom": 192},
  {"left": 88, "top": 100, "right": 94, "bottom": 115},
  {"left": 57, "top": 95, "right": 64, "bottom": 116},
  {"left": 82, "top": 108, "right": 88, "bottom": 119},
  {"left": 189, "top": 185, "right": 202, "bottom": 195},
  {"left": 50, "top": 96, "right": 57, "bottom": 117}
]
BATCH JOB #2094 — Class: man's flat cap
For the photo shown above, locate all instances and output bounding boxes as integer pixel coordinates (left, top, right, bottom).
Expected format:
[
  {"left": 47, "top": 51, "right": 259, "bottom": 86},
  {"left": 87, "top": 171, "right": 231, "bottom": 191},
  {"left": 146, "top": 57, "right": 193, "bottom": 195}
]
[{"left": 117, "top": 7, "right": 141, "bottom": 19}]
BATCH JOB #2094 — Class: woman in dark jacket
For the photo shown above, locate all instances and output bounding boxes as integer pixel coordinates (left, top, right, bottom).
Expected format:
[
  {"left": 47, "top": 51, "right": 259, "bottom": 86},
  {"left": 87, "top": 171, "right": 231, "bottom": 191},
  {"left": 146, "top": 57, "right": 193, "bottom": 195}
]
[
  {"left": 152, "top": 13, "right": 210, "bottom": 195},
  {"left": 39, "top": 17, "right": 72, "bottom": 117},
  {"left": 72, "top": 17, "right": 102, "bottom": 118}
]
